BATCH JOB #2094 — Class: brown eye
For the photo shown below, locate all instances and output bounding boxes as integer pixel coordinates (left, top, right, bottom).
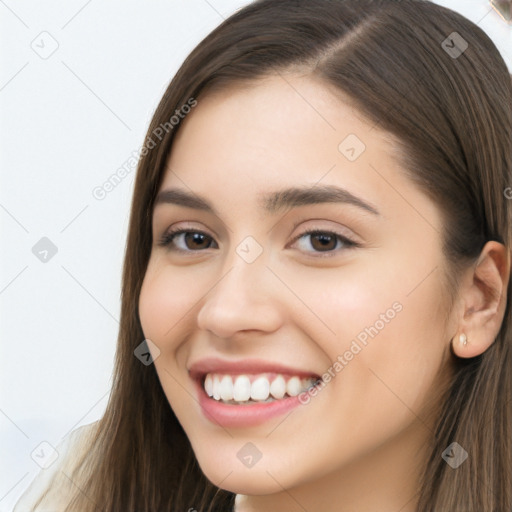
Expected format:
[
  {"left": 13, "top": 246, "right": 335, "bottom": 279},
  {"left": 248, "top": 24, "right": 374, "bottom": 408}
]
[
  {"left": 290, "top": 229, "right": 359, "bottom": 257},
  {"left": 158, "top": 229, "right": 217, "bottom": 252},
  {"left": 309, "top": 232, "right": 337, "bottom": 251}
]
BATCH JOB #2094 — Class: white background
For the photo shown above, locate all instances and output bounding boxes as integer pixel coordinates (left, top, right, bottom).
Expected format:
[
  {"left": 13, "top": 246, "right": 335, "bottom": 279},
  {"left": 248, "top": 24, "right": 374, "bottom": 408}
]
[{"left": 1, "top": 1, "right": 510, "bottom": 510}]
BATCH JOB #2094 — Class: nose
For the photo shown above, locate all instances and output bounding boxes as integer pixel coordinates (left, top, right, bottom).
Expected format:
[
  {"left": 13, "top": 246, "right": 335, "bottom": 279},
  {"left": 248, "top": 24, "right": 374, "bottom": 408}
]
[{"left": 196, "top": 251, "right": 283, "bottom": 339}]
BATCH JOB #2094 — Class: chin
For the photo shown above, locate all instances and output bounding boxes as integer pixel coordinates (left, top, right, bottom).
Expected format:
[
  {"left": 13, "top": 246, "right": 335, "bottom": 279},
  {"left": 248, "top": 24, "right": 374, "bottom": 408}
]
[
  {"left": 204, "top": 467, "right": 287, "bottom": 495},
  {"left": 193, "top": 449, "right": 298, "bottom": 495}
]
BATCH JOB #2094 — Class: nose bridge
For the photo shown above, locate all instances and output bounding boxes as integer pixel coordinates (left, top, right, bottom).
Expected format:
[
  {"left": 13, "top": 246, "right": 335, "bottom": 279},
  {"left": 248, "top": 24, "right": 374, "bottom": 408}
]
[
  {"left": 210, "top": 237, "right": 269, "bottom": 305},
  {"left": 196, "top": 237, "right": 281, "bottom": 336},
  {"left": 217, "top": 230, "right": 269, "bottom": 286}
]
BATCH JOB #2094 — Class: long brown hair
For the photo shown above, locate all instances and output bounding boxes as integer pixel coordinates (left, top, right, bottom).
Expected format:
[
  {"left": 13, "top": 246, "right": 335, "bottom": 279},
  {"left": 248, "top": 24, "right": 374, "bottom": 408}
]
[{"left": 43, "top": 0, "right": 512, "bottom": 510}]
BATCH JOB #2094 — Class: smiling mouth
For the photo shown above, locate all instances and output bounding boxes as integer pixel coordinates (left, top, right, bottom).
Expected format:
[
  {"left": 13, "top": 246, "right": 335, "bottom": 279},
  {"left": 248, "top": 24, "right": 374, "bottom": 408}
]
[{"left": 203, "top": 372, "right": 319, "bottom": 405}]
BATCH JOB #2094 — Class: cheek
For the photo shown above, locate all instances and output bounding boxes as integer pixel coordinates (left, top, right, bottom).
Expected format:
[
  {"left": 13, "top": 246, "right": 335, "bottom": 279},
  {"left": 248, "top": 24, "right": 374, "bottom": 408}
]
[
  {"left": 280, "top": 260, "right": 400, "bottom": 344},
  {"left": 138, "top": 264, "right": 199, "bottom": 415},
  {"left": 138, "top": 261, "right": 199, "bottom": 345},
  {"left": 293, "top": 248, "right": 447, "bottom": 352},
  {"left": 290, "top": 254, "right": 449, "bottom": 419},
  {"left": 138, "top": 275, "right": 171, "bottom": 344}
]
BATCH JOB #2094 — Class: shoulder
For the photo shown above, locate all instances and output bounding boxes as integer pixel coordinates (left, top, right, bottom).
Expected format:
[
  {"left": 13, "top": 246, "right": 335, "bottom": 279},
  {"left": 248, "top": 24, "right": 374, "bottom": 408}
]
[{"left": 13, "top": 421, "right": 99, "bottom": 512}]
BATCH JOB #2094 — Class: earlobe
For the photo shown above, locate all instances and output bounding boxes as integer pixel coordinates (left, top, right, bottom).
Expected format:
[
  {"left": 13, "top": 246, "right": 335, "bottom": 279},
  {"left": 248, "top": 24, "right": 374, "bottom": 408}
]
[{"left": 451, "top": 241, "right": 510, "bottom": 359}]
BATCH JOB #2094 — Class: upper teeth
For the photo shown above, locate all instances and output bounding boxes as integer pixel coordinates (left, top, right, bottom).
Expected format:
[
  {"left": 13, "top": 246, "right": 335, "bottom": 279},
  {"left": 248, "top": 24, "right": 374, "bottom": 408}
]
[{"left": 204, "top": 373, "right": 317, "bottom": 403}]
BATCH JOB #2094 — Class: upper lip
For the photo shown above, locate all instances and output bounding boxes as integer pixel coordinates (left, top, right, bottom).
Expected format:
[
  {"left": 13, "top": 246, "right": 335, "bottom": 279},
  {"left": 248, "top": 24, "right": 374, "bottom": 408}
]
[{"left": 188, "top": 357, "right": 321, "bottom": 381}]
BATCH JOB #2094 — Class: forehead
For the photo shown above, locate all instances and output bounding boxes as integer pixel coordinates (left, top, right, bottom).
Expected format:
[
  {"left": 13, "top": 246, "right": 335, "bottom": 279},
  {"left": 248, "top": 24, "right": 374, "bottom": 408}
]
[
  {"left": 163, "top": 75, "right": 391, "bottom": 186},
  {"left": 155, "top": 73, "right": 439, "bottom": 232},
  {"left": 172, "top": 73, "right": 380, "bottom": 155}
]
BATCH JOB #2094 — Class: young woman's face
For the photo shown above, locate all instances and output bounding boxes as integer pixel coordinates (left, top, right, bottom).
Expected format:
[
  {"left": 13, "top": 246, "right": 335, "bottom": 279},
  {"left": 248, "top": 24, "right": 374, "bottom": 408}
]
[{"left": 139, "top": 73, "right": 455, "bottom": 504}]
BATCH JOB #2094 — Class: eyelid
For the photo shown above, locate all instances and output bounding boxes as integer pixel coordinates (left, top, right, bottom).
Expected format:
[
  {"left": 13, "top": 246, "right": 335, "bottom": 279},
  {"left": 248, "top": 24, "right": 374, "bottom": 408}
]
[
  {"left": 289, "top": 216, "right": 362, "bottom": 241},
  {"left": 154, "top": 217, "right": 221, "bottom": 236}
]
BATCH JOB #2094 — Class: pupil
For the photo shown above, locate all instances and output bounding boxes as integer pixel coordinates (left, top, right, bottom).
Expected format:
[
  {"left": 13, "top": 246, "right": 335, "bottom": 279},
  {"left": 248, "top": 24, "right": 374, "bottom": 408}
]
[
  {"left": 187, "top": 233, "right": 208, "bottom": 249},
  {"left": 313, "top": 234, "right": 335, "bottom": 251}
]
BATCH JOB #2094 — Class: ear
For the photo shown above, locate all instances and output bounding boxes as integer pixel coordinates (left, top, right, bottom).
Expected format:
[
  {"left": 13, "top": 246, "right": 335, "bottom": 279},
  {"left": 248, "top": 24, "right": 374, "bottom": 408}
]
[{"left": 452, "top": 241, "right": 511, "bottom": 358}]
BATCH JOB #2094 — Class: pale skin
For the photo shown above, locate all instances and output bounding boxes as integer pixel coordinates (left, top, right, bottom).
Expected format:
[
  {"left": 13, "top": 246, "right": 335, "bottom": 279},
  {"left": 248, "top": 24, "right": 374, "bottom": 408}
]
[{"left": 138, "top": 72, "right": 510, "bottom": 512}]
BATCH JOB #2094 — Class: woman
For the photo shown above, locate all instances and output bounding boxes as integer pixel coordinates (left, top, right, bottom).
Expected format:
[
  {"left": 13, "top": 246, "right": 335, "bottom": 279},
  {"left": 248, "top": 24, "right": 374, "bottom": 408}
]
[{"left": 14, "top": 0, "right": 512, "bottom": 510}]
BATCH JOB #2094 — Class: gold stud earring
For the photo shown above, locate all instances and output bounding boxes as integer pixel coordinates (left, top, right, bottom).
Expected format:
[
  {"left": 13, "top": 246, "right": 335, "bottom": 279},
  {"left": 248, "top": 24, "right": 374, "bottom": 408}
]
[{"left": 460, "top": 333, "right": 467, "bottom": 346}]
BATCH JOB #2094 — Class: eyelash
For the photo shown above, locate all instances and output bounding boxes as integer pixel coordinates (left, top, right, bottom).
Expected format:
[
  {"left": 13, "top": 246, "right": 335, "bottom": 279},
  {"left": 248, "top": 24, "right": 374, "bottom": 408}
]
[{"left": 157, "top": 227, "right": 361, "bottom": 258}]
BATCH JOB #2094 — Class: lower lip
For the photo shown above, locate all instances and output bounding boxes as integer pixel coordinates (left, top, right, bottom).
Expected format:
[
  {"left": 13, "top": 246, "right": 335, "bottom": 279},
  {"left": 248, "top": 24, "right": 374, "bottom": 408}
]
[{"left": 194, "top": 379, "right": 304, "bottom": 428}]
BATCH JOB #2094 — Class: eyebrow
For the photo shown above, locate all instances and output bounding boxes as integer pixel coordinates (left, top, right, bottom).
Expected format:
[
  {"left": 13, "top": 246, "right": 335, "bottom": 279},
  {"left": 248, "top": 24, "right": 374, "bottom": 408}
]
[{"left": 154, "top": 185, "right": 380, "bottom": 217}]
